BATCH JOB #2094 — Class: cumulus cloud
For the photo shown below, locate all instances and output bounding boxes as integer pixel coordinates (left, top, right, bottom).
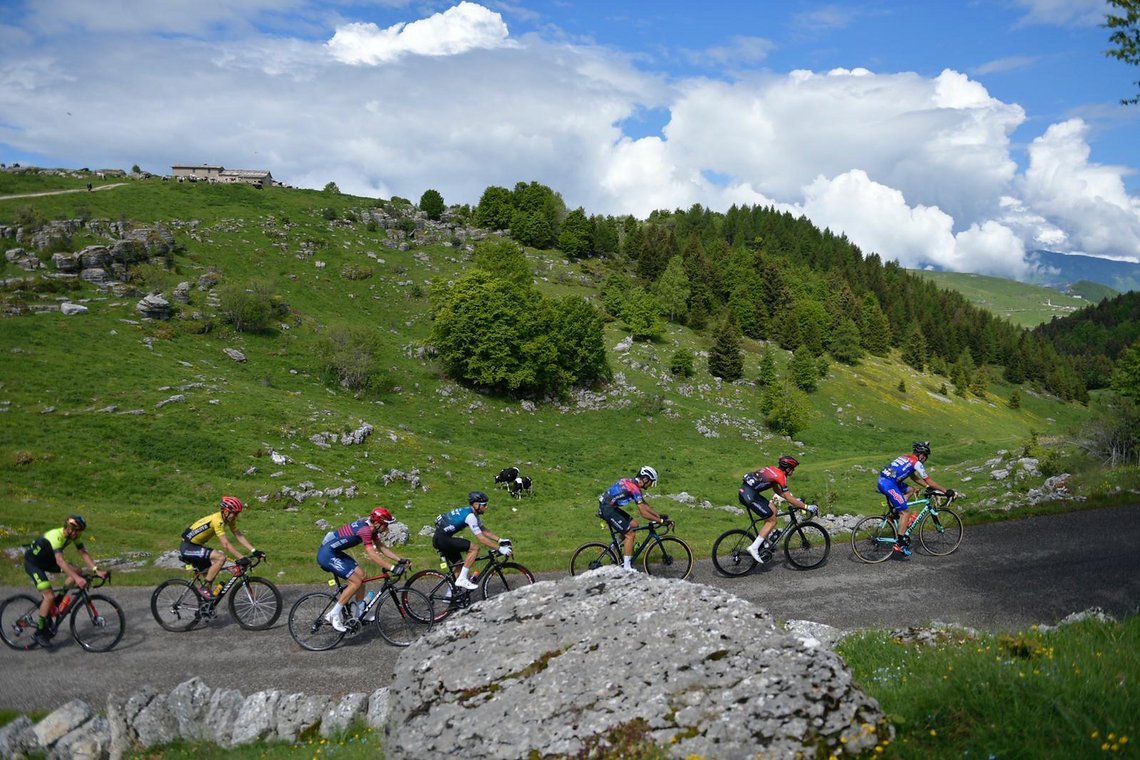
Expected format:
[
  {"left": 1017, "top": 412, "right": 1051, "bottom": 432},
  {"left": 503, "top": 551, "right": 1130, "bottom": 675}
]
[{"left": 327, "top": 1, "right": 511, "bottom": 64}]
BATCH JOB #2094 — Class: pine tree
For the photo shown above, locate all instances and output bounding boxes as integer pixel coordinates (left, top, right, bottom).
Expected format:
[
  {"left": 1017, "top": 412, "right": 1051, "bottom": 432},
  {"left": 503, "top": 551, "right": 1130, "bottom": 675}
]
[
  {"left": 901, "top": 324, "right": 927, "bottom": 372},
  {"left": 1008, "top": 388, "right": 1022, "bottom": 409},
  {"left": 789, "top": 348, "right": 819, "bottom": 392},
  {"left": 708, "top": 315, "right": 744, "bottom": 381},
  {"left": 757, "top": 346, "right": 778, "bottom": 388}
]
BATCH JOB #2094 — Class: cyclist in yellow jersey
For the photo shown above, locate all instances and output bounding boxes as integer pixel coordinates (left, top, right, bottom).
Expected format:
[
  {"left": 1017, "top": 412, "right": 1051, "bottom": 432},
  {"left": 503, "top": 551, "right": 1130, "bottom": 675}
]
[
  {"left": 179, "top": 496, "right": 263, "bottom": 599},
  {"left": 24, "top": 514, "right": 108, "bottom": 649}
]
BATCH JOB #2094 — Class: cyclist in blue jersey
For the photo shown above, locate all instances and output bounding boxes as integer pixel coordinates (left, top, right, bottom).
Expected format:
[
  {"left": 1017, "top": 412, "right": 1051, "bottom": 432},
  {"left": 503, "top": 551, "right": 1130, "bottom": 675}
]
[
  {"left": 598, "top": 466, "right": 665, "bottom": 571},
  {"left": 318, "top": 507, "right": 407, "bottom": 632},
  {"left": 877, "top": 442, "right": 954, "bottom": 557},
  {"left": 433, "top": 491, "right": 511, "bottom": 590}
]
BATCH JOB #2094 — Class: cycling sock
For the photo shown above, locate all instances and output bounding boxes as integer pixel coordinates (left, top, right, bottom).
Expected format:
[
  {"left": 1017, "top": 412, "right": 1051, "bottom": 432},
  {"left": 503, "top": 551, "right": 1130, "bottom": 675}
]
[
  {"left": 623, "top": 556, "right": 632, "bottom": 569},
  {"left": 458, "top": 567, "right": 471, "bottom": 584},
  {"left": 329, "top": 602, "right": 344, "bottom": 617},
  {"left": 748, "top": 536, "right": 764, "bottom": 551},
  {"left": 36, "top": 615, "right": 46, "bottom": 631}
]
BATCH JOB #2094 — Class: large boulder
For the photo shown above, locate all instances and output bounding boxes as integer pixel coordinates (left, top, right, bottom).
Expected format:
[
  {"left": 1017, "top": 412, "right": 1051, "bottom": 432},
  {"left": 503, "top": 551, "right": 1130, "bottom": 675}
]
[{"left": 385, "top": 567, "right": 891, "bottom": 759}]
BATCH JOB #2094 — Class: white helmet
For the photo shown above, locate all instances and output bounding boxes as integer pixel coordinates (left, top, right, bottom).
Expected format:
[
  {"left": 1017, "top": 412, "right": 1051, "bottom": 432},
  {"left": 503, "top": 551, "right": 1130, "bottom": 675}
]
[{"left": 638, "top": 465, "right": 658, "bottom": 485}]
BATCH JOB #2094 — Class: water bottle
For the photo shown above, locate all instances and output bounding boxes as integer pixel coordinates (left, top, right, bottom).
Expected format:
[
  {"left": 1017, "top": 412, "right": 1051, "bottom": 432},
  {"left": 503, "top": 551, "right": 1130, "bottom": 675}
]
[
  {"left": 56, "top": 593, "right": 74, "bottom": 615},
  {"left": 362, "top": 591, "right": 376, "bottom": 619},
  {"left": 769, "top": 529, "right": 782, "bottom": 546},
  {"left": 213, "top": 581, "right": 225, "bottom": 597}
]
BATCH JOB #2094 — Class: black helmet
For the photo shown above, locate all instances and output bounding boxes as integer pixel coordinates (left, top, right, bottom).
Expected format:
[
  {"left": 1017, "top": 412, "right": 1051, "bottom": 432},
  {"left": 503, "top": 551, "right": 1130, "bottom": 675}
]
[
  {"left": 913, "top": 441, "right": 931, "bottom": 457},
  {"left": 468, "top": 491, "right": 489, "bottom": 506},
  {"left": 66, "top": 514, "right": 87, "bottom": 531},
  {"left": 777, "top": 456, "right": 799, "bottom": 472}
]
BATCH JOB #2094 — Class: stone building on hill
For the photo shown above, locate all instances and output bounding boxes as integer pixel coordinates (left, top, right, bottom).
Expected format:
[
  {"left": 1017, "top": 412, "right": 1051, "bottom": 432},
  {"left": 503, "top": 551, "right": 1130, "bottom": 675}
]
[{"left": 171, "top": 164, "right": 275, "bottom": 187}]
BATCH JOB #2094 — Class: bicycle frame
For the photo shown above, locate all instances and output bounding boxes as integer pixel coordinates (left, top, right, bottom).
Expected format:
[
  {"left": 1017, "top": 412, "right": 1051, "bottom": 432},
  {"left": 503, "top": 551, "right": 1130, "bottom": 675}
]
[
  {"left": 47, "top": 574, "right": 109, "bottom": 629},
  {"left": 604, "top": 520, "right": 674, "bottom": 564},
  {"left": 325, "top": 568, "right": 401, "bottom": 624},
  {"left": 851, "top": 489, "right": 963, "bottom": 563},
  {"left": 186, "top": 555, "right": 266, "bottom": 601},
  {"left": 434, "top": 548, "right": 514, "bottom": 590}
]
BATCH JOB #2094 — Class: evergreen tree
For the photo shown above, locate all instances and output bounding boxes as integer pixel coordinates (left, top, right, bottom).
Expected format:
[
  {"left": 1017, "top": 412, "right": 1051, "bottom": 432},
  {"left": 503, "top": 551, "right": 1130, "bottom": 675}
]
[
  {"left": 1008, "top": 388, "right": 1022, "bottom": 409},
  {"left": 1112, "top": 341, "right": 1140, "bottom": 401},
  {"left": 591, "top": 215, "right": 619, "bottom": 257},
  {"left": 687, "top": 298, "right": 710, "bottom": 332},
  {"left": 624, "top": 288, "right": 664, "bottom": 339},
  {"left": 970, "top": 365, "right": 990, "bottom": 397},
  {"left": 708, "top": 315, "right": 745, "bottom": 381},
  {"left": 419, "top": 189, "right": 445, "bottom": 221},
  {"left": 757, "top": 346, "right": 778, "bottom": 388},
  {"left": 557, "top": 207, "right": 594, "bottom": 259},
  {"left": 860, "top": 294, "right": 891, "bottom": 355},
  {"left": 829, "top": 317, "right": 864, "bottom": 365},
  {"left": 600, "top": 272, "right": 634, "bottom": 321},
  {"left": 669, "top": 348, "right": 695, "bottom": 378},
  {"left": 764, "top": 380, "right": 814, "bottom": 436},
  {"left": 901, "top": 324, "right": 927, "bottom": 372},
  {"left": 653, "top": 256, "right": 691, "bottom": 323},
  {"left": 789, "top": 348, "right": 820, "bottom": 392},
  {"left": 898, "top": 380, "right": 907, "bottom": 393}
]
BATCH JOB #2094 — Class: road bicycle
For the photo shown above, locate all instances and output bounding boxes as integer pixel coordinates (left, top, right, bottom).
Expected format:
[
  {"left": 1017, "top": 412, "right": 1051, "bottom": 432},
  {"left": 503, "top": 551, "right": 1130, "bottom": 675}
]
[
  {"left": 851, "top": 489, "right": 964, "bottom": 563},
  {"left": 569, "top": 517, "right": 694, "bottom": 579},
  {"left": 0, "top": 573, "right": 125, "bottom": 652},
  {"left": 150, "top": 554, "right": 282, "bottom": 631},
  {"left": 404, "top": 546, "right": 536, "bottom": 623},
  {"left": 287, "top": 561, "right": 434, "bottom": 651},
  {"left": 711, "top": 506, "right": 831, "bottom": 576}
]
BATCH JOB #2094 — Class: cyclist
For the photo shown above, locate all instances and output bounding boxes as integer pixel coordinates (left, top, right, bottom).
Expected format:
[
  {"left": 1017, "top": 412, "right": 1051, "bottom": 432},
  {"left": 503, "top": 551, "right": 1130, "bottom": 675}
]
[
  {"left": 739, "top": 456, "right": 817, "bottom": 564},
  {"left": 179, "top": 496, "right": 264, "bottom": 600},
  {"left": 877, "top": 442, "right": 955, "bottom": 557},
  {"left": 433, "top": 491, "right": 511, "bottom": 591},
  {"left": 598, "top": 466, "right": 666, "bottom": 571},
  {"left": 24, "top": 514, "right": 109, "bottom": 649},
  {"left": 318, "top": 507, "right": 407, "bottom": 632}
]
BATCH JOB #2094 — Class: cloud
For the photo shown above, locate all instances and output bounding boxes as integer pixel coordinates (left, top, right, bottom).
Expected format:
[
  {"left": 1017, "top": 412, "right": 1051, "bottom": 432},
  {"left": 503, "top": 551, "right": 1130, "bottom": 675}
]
[
  {"left": 692, "top": 36, "right": 775, "bottom": 67},
  {"left": 327, "top": 1, "right": 511, "bottom": 64},
  {"left": 973, "top": 55, "right": 1038, "bottom": 76},
  {"left": 1010, "top": 0, "right": 1107, "bottom": 28},
  {"left": 18, "top": 0, "right": 309, "bottom": 35}
]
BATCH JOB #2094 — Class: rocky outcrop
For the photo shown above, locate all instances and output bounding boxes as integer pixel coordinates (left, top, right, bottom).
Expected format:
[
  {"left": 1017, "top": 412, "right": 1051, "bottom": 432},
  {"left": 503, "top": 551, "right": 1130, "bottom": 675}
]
[{"left": 385, "top": 567, "right": 891, "bottom": 759}]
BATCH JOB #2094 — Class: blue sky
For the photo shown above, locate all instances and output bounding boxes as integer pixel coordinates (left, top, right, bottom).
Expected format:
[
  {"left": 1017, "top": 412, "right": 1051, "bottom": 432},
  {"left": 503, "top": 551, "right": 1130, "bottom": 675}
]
[{"left": 1, "top": 0, "right": 1138, "bottom": 279}]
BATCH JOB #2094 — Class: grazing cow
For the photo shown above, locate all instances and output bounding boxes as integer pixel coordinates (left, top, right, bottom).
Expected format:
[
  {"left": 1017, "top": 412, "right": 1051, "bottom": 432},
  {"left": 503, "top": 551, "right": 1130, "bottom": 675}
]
[
  {"left": 508, "top": 475, "right": 533, "bottom": 499},
  {"left": 494, "top": 466, "right": 520, "bottom": 488}
]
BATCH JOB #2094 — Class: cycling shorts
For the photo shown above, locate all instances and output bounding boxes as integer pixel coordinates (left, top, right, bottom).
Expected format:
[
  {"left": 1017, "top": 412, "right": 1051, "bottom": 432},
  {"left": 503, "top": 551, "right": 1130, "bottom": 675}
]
[
  {"left": 598, "top": 504, "right": 633, "bottom": 534},
  {"left": 877, "top": 477, "right": 911, "bottom": 512},
  {"left": 738, "top": 486, "right": 773, "bottom": 519},
  {"left": 432, "top": 530, "right": 471, "bottom": 566},
  {"left": 317, "top": 544, "right": 358, "bottom": 578},
  {"left": 179, "top": 541, "right": 215, "bottom": 571},
  {"left": 25, "top": 559, "right": 54, "bottom": 591}
]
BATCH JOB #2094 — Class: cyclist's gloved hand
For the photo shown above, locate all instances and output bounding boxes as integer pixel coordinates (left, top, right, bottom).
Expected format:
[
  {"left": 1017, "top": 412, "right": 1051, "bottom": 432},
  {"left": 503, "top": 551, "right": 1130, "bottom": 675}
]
[
  {"left": 807, "top": 504, "right": 819, "bottom": 514},
  {"left": 945, "top": 489, "right": 956, "bottom": 499},
  {"left": 498, "top": 538, "right": 512, "bottom": 557},
  {"left": 392, "top": 560, "right": 408, "bottom": 576},
  {"left": 252, "top": 549, "right": 266, "bottom": 559},
  {"left": 658, "top": 514, "right": 670, "bottom": 524},
  {"left": 236, "top": 556, "right": 251, "bottom": 568}
]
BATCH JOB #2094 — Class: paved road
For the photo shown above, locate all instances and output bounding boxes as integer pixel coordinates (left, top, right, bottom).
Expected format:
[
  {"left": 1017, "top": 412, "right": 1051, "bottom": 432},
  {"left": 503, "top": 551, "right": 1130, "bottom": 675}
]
[{"left": 2, "top": 504, "right": 1138, "bottom": 711}]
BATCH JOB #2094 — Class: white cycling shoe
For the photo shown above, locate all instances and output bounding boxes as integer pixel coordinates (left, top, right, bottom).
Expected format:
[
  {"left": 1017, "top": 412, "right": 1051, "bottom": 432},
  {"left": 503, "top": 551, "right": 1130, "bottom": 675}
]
[
  {"left": 324, "top": 610, "right": 347, "bottom": 632},
  {"left": 747, "top": 545, "right": 766, "bottom": 564},
  {"left": 456, "top": 577, "right": 480, "bottom": 590}
]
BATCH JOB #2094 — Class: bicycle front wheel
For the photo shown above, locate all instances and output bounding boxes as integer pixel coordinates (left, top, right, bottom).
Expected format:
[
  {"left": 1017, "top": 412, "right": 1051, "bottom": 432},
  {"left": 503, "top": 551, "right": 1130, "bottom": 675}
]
[
  {"left": 287, "top": 591, "right": 344, "bottom": 651},
  {"left": 374, "top": 587, "right": 433, "bottom": 647},
  {"left": 70, "top": 593, "right": 125, "bottom": 652},
  {"left": 405, "top": 570, "right": 455, "bottom": 623},
  {"left": 0, "top": 594, "right": 42, "bottom": 650},
  {"left": 643, "top": 536, "right": 693, "bottom": 580},
  {"left": 150, "top": 579, "right": 202, "bottom": 632},
  {"left": 919, "top": 507, "right": 964, "bottom": 556},
  {"left": 851, "top": 515, "right": 898, "bottom": 564},
  {"left": 228, "top": 577, "right": 282, "bottom": 630},
  {"left": 481, "top": 562, "right": 536, "bottom": 601},
  {"left": 569, "top": 543, "right": 618, "bottom": 576},
  {"left": 711, "top": 529, "right": 757, "bottom": 577},
  {"left": 784, "top": 523, "right": 831, "bottom": 569}
]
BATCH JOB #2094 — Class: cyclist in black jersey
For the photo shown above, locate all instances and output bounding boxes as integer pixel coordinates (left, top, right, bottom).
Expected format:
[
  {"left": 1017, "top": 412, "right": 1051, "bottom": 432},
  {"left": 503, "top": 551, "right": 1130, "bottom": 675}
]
[{"left": 24, "top": 514, "right": 108, "bottom": 649}]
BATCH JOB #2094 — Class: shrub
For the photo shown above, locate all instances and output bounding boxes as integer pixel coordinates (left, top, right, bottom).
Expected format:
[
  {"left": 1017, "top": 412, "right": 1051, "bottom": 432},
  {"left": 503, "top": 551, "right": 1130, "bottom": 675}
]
[
  {"left": 316, "top": 325, "right": 385, "bottom": 394},
  {"left": 669, "top": 348, "right": 695, "bottom": 378},
  {"left": 341, "top": 263, "right": 374, "bottom": 281},
  {"left": 217, "top": 279, "right": 280, "bottom": 333}
]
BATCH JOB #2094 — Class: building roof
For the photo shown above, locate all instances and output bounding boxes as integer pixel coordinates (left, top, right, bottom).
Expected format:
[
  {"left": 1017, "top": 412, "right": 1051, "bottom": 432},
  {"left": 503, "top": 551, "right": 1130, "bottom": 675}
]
[
  {"left": 172, "top": 164, "right": 224, "bottom": 170},
  {"left": 220, "top": 169, "right": 272, "bottom": 178}
]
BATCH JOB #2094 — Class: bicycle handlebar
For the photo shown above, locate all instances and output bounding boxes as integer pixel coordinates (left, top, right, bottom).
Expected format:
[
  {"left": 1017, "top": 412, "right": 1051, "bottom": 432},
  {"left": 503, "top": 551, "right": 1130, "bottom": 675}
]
[{"left": 80, "top": 572, "right": 111, "bottom": 589}]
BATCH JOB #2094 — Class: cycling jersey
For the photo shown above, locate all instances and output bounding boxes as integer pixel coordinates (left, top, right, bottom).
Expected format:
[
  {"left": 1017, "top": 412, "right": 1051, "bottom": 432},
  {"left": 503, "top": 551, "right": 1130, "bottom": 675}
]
[
  {"left": 880, "top": 454, "right": 928, "bottom": 484},
  {"left": 434, "top": 507, "right": 484, "bottom": 537},
  {"left": 321, "top": 518, "right": 383, "bottom": 551},
  {"left": 741, "top": 466, "right": 790, "bottom": 495},
  {"left": 182, "top": 512, "right": 230, "bottom": 545},
  {"left": 599, "top": 478, "right": 645, "bottom": 510},
  {"left": 25, "top": 527, "right": 83, "bottom": 571}
]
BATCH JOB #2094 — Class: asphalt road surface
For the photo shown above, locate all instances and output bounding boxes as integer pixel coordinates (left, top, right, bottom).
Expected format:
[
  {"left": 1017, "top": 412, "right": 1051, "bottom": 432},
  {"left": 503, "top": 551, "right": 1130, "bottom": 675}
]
[{"left": 2, "top": 504, "right": 1138, "bottom": 711}]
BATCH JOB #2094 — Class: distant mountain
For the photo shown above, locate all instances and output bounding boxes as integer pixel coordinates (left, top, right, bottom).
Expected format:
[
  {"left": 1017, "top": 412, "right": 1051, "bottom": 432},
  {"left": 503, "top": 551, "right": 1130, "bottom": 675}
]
[{"left": 1027, "top": 250, "right": 1140, "bottom": 294}]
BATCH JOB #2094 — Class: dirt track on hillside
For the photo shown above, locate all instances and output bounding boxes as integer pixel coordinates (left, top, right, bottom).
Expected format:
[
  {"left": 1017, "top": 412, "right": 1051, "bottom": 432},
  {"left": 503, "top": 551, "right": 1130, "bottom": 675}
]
[{"left": 1, "top": 504, "right": 1137, "bottom": 710}]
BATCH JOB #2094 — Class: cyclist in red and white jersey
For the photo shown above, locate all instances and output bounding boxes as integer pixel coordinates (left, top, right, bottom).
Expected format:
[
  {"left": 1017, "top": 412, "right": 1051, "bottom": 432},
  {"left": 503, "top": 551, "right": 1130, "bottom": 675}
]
[{"left": 738, "top": 456, "right": 816, "bottom": 563}]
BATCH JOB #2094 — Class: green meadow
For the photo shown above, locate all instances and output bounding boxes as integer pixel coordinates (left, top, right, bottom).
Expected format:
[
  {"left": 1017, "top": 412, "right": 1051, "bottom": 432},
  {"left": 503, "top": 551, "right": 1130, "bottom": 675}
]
[
  {"left": 908, "top": 268, "right": 1089, "bottom": 328},
  {"left": 0, "top": 175, "right": 1118, "bottom": 584}
]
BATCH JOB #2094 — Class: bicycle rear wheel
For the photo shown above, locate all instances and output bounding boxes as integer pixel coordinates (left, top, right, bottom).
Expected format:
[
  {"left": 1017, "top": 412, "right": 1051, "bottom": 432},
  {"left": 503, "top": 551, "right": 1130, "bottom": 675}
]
[
  {"left": 228, "top": 577, "right": 282, "bottom": 630},
  {"left": 919, "top": 507, "right": 964, "bottom": 556},
  {"left": 851, "top": 515, "right": 897, "bottom": 564},
  {"left": 288, "top": 591, "right": 344, "bottom": 651},
  {"left": 374, "top": 587, "right": 433, "bottom": 647},
  {"left": 711, "top": 529, "right": 757, "bottom": 576},
  {"left": 405, "top": 570, "right": 457, "bottom": 623},
  {"left": 643, "top": 536, "right": 693, "bottom": 580},
  {"left": 569, "top": 543, "right": 618, "bottom": 576},
  {"left": 784, "top": 523, "right": 831, "bottom": 569},
  {"left": 70, "top": 593, "right": 125, "bottom": 652},
  {"left": 481, "top": 562, "right": 536, "bottom": 601},
  {"left": 150, "top": 579, "right": 203, "bottom": 632},
  {"left": 0, "top": 594, "right": 42, "bottom": 650}
]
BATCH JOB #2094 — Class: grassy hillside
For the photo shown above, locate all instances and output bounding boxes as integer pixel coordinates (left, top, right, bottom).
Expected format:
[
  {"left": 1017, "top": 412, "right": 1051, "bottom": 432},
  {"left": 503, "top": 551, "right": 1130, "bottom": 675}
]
[
  {"left": 0, "top": 175, "right": 1110, "bottom": 583},
  {"left": 908, "top": 269, "right": 1089, "bottom": 327}
]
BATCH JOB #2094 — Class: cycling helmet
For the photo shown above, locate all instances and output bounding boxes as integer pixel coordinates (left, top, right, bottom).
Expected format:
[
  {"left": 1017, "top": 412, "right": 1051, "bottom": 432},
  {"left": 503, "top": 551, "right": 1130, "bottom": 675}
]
[
  {"left": 777, "top": 456, "right": 799, "bottom": 472},
  {"left": 66, "top": 514, "right": 87, "bottom": 531},
  {"left": 913, "top": 441, "right": 932, "bottom": 457},
  {"left": 468, "top": 490, "right": 489, "bottom": 506},
  {"left": 220, "top": 495, "right": 244, "bottom": 514},
  {"left": 638, "top": 465, "right": 658, "bottom": 485},
  {"left": 370, "top": 507, "right": 395, "bottom": 525}
]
